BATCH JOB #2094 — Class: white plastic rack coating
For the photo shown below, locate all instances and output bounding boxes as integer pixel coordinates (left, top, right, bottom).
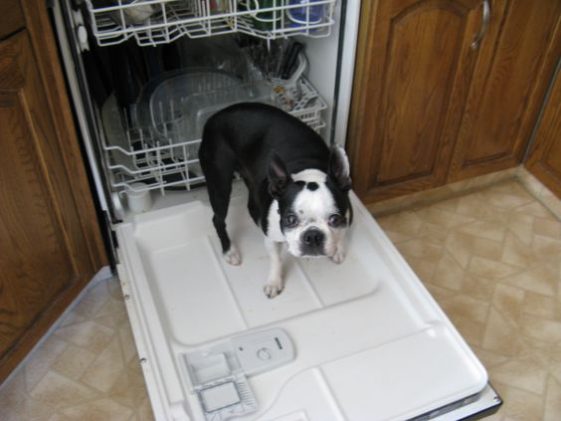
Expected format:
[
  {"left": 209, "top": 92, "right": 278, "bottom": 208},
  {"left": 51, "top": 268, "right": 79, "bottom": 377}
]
[
  {"left": 86, "top": 0, "right": 337, "bottom": 47},
  {"left": 103, "top": 77, "right": 327, "bottom": 195}
]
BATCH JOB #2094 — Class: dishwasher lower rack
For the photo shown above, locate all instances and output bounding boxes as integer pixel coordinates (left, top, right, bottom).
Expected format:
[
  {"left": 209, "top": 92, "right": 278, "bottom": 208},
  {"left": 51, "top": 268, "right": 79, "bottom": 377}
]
[
  {"left": 101, "top": 77, "right": 327, "bottom": 197},
  {"left": 85, "top": 0, "right": 337, "bottom": 47}
]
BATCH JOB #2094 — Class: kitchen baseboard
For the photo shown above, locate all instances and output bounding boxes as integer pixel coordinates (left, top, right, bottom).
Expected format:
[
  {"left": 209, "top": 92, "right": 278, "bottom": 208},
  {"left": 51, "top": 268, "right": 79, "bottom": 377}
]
[{"left": 367, "top": 168, "right": 520, "bottom": 217}]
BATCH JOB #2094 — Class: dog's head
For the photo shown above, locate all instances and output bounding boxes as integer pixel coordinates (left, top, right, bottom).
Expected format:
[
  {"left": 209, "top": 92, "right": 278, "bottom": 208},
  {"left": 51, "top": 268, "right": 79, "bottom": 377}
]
[{"left": 268, "top": 146, "right": 352, "bottom": 258}]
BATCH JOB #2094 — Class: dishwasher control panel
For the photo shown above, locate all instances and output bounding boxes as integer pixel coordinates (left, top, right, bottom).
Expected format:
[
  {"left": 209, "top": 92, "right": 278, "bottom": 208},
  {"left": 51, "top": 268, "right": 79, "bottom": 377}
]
[{"left": 184, "top": 329, "right": 295, "bottom": 420}]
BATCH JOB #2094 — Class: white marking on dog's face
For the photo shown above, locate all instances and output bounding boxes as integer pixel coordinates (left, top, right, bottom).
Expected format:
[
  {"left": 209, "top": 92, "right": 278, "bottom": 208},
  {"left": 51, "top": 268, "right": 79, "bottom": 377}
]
[{"left": 275, "top": 169, "right": 349, "bottom": 258}]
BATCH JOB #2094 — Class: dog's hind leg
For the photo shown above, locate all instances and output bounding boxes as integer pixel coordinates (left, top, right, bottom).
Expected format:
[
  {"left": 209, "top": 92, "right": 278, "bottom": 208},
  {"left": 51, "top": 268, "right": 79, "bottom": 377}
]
[
  {"left": 214, "top": 206, "right": 241, "bottom": 266},
  {"left": 199, "top": 134, "right": 241, "bottom": 265}
]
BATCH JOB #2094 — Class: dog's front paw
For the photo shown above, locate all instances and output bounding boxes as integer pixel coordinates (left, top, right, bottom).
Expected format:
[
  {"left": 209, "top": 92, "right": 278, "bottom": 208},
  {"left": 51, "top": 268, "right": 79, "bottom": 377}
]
[
  {"left": 224, "top": 246, "right": 241, "bottom": 266},
  {"left": 263, "top": 282, "right": 284, "bottom": 299},
  {"left": 330, "top": 248, "right": 346, "bottom": 264}
]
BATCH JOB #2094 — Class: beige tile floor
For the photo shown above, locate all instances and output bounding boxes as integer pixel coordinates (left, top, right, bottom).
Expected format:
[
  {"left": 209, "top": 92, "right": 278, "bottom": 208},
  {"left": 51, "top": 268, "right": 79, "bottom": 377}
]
[
  {"left": 1, "top": 179, "right": 561, "bottom": 420},
  {"left": 377, "top": 180, "right": 561, "bottom": 420},
  {"left": 0, "top": 277, "right": 153, "bottom": 420}
]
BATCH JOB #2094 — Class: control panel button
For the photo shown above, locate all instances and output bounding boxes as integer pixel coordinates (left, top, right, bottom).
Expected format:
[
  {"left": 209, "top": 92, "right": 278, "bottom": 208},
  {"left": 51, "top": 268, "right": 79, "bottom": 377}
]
[{"left": 257, "top": 347, "right": 272, "bottom": 361}]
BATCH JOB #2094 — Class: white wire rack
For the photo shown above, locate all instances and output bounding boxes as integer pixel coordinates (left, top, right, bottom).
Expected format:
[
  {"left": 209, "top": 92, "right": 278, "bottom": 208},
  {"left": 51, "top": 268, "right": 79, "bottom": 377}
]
[
  {"left": 103, "top": 77, "right": 327, "bottom": 195},
  {"left": 86, "top": 0, "right": 336, "bottom": 46}
]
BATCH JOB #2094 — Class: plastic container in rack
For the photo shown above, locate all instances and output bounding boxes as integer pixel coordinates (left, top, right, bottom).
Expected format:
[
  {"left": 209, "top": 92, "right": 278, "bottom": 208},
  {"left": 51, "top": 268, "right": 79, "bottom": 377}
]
[
  {"left": 142, "top": 74, "right": 277, "bottom": 145},
  {"left": 183, "top": 80, "right": 279, "bottom": 139},
  {"left": 146, "top": 70, "right": 242, "bottom": 142}
]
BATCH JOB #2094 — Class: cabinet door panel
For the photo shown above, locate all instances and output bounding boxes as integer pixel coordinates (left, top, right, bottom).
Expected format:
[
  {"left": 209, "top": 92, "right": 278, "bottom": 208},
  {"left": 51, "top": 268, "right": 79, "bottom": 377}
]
[
  {"left": 377, "top": 6, "right": 464, "bottom": 183},
  {"left": 0, "top": 93, "right": 74, "bottom": 355},
  {"left": 0, "top": 32, "right": 79, "bottom": 363},
  {"left": 450, "top": 1, "right": 561, "bottom": 180},
  {"left": 349, "top": 0, "right": 481, "bottom": 202}
]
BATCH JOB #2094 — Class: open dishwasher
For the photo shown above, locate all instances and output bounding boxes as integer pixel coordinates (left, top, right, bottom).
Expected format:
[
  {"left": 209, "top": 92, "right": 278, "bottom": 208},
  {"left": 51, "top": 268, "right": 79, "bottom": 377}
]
[{"left": 51, "top": 1, "right": 501, "bottom": 419}]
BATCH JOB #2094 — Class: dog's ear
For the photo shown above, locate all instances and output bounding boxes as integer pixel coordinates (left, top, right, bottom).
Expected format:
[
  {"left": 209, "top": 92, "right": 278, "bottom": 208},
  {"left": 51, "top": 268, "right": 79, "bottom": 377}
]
[
  {"left": 268, "top": 152, "right": 290, "bottom": 198},
  {"left": 329, "top": 146, "right": 352, "bottom": 192}
]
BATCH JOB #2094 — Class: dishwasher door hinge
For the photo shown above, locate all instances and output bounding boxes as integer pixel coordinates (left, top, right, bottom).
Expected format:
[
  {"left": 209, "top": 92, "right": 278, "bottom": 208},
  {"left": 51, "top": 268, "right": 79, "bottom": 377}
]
[
  {"left": 66, "top": 2, "right": 90, "bottom": 52},
  {"left": 100, "top": 209, "right": 120, "bottom": 268},
  {"left": 109, "top": 229, "right": 121, "bottom": 267}
]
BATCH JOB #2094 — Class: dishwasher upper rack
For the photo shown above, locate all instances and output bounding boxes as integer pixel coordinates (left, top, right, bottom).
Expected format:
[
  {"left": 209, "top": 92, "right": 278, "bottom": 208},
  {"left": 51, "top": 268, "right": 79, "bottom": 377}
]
[
  {"left": 86, "top": 0, "right": 337, "bottom": 47},
  {"left": 103, "top": 77, "right": 327, "bottom": 196}
]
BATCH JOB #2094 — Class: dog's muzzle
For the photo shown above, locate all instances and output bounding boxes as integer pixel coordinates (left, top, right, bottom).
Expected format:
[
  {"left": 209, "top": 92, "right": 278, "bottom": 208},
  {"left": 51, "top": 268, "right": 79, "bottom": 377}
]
[{"left": 300, "top": 228, "right": 326, "bottom": 256}]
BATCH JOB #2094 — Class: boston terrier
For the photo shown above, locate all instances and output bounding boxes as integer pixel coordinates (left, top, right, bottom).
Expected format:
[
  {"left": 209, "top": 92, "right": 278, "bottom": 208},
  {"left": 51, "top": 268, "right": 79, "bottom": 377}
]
[{"left": 199, "top": 103, "right": 352, "bottom": 298}]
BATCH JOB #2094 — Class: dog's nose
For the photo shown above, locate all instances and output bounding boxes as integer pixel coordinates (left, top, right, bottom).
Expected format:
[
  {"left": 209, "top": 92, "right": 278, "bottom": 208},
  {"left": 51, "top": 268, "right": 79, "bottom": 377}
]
[
  {"left": 302, "top": 228, "right": 325, "bottom": 253},
  {"left": 303, "top": 228, "right": 324, "bottom": 246}
]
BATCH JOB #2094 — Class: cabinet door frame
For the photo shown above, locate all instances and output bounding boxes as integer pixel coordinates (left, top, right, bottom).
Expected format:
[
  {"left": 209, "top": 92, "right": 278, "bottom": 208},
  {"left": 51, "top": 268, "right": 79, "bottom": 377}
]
[{"left": 347, "top": 0, "right": 484, "bottom": 203}]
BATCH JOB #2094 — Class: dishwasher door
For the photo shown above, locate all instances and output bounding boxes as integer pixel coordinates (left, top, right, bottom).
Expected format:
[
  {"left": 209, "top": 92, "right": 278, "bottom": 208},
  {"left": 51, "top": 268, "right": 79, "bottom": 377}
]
[{"left": 115, "top": 186, "right": 493, "bottom": 420}]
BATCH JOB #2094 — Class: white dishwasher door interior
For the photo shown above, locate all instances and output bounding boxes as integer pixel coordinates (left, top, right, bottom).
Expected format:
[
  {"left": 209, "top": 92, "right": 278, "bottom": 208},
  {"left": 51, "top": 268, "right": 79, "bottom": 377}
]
[{"left": 116, "top": 188, "right": 488, "bottom": 421}]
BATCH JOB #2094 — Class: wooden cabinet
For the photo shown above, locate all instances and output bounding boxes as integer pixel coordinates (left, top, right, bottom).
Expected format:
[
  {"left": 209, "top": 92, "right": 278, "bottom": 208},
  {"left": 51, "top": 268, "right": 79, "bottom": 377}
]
[
  {"left": 526, "top": 67, "right": 561, "bottom": 197},
  {"left": 0, "top": 2, "right": 106, "bottom": 383},
  {"left": 449, "top": 1, "right": 561, "bottom": 181},
  {"left": 348, "top": 0, "right": 485, "bottom": 202},
  {"left": 348, "top": 0, "right": 561, "bottom": 203}
]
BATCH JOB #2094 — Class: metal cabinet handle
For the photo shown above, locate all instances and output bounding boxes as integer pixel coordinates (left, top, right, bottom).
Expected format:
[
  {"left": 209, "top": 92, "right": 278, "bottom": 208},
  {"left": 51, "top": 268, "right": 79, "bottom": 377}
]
[{"left": 471, "top": 0, "right": 491, "bottom": 50}]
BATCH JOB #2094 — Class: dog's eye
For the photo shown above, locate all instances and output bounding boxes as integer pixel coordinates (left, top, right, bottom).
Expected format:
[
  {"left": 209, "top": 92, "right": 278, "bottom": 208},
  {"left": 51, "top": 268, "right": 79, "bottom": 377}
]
[
  {"left": 328, "top": 214, "right": 344, "bottom": 227},
  {"left": 284, "top": 213, "right": 299, "bottom": 228}
]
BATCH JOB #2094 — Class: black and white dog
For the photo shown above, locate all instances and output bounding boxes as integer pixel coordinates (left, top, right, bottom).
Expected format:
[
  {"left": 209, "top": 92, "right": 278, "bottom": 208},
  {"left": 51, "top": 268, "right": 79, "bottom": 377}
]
[{"left": 199, "top": 103, "right": 352, "bottom": 298}]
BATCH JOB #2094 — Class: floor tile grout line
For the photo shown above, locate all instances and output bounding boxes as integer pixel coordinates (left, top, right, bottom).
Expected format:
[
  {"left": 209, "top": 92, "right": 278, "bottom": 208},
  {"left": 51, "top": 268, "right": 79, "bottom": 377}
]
[
  {"left": 540, "top": 373, "right": 557, "bottom": 421},
  {"left": 47, "top": 389, "right": 136, "bottom": 419},
  {"left": 23, "top": 345, "right": 70, "bottom": 397}
]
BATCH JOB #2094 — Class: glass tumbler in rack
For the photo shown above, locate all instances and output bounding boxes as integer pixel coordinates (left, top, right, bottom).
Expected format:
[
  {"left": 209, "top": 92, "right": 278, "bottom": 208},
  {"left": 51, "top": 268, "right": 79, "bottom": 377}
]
[{"left": 286, "top": 0, "right": 325, "bottom": 27}]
